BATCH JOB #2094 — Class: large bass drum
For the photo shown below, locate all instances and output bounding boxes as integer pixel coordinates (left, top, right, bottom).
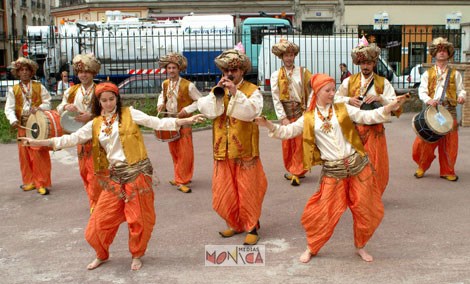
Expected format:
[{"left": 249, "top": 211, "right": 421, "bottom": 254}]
[
  {"left": 412, "top": 105, "right": 453, "bottom": 143},
  {"left": 26, "top": 110, "right": 63, "bottom": 139}
]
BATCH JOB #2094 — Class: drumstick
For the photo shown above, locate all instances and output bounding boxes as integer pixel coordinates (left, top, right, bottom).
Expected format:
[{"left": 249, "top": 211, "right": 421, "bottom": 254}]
[{"left": 18, "top": 125, "right": 38, "bottom": 133}]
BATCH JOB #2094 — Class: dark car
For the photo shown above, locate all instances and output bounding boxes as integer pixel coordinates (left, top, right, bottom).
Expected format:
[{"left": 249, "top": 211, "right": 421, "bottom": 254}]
[{"left": 118, "top": 74, "right": 165, "bottom": 95}]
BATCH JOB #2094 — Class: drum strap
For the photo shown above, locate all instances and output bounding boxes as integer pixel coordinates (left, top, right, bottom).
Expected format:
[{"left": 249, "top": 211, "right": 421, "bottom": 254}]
[{"left": 439, "top": 69, "right": 452, "bottom": 104}]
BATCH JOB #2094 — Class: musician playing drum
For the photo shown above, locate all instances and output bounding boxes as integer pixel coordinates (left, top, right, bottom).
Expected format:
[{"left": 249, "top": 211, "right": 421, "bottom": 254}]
[
  {"left": 4, "top": 57, "right": 52, "bottom": 195},
  {"left": 156, "top": 53, "right": 202, "bottom": 193},
  {"left": 412, "top": 37, "right": 466, "bottom": 182},
  {"left": 56, "top": 54, "right": 102, "bottom": 212},
  {"left": 335, "top": 36, "right": 398, "bottom": 196}
]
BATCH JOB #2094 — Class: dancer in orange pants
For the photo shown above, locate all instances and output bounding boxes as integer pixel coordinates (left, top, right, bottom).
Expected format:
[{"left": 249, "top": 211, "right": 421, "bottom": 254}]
[
  {"left": 412, "top": 37, "right": 466, "bottom": 181},
  {"left": 270, "top": 39, "right": 312, "bottom": 186},
  {"left": 4, "top": 57, "right": 52, "bottom": 195},
  {"left": 22, "top": 82, "right": 204, "bottom": 270},
  {"left": 198, "top": 48, "right": 267, "bottom": 245},
  {"left": 256, "top": 73, "right": 406, "bottom": 262},
  {"left": 57, "top": 54, "right": 103, "bottom": 211},
  {"left": 157, "top": 52, "right": 202, "bottom": 193}
]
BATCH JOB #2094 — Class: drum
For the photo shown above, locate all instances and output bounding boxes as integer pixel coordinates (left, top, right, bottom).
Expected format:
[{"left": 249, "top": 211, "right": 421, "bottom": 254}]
[
  {"left": 26, "top": 110, "right": 63, "bottom": 139},
  {"left": 154, "top": 111, "right": 180, "bottom": 142},
  {"left": 60, "top": 110, "right": 85, "bottom": 133},
  {"left": 412, "top": 105, "right": 453, "bottom": 143}
]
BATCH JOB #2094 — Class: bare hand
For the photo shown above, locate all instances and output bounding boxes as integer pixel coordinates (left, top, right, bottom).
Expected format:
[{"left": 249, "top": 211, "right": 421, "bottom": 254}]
[
  {"left": 426, "top": 99, "right": 438, "bottom": 107},
  {"left": 11, "top": 121, "right": 19, "bottom": 129},
  {"left": 30, "top": 107, "right": 38, "bottom": 114},
  {"left": 281, "top": 117, "right": 290, "bottom": 126},
  {"left": 65, "top": 104, "right": 78, "bottom": 112},
  {"left": 219, "top": 76, "right": 236, "bottom": 96},
  {"left": 177, "top": 109, "right": 189, "bottom": 118},
  {"left": 363, "top": 95, "right": 382, "bottom": 104},
  {"left": 254, "top": 116, "right": 274, "bottom": 131},
  {"left": 349, "top": 97, "right": 363, "bottom": 108},
  {"left": 157, "top": 105, "right": 164, "bottom": 113},
  {"left": 176, "top": 114, "right": 206, "bottom": 126},
  {"left": 75, "top": 112, "right": 93, "bottom": 123},
  {"left": 457, "top": 97, "right": 465, "bottom": 104}
]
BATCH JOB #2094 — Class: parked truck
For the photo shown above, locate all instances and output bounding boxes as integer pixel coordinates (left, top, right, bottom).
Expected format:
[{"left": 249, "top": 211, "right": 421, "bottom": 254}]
[{"left": 31, "top": 12, "right": 291, "bottom": 89}]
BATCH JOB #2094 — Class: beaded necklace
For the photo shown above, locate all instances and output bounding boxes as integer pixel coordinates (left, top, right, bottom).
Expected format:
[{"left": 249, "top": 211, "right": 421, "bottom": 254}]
[
  {"left": 316, "top": 106, "right": 333, "bottom": 134},
  {"left": 102, "top": 112, "right": 118, "bottom": 136},
  {"left": 168, "top": 79, "right": 178, "bottom": 98},
  {"left": 81, "top": 83, "right": 95, "bottom": 107},
  {"left": 434, "top": 65, "right": 448, "bottom": 83}
]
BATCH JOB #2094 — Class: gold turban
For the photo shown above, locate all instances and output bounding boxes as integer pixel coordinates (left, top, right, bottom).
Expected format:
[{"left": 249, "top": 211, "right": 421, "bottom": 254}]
[
  {"left": 429, "top": 37, "right": 455, "bottom": 58},
  {"left": 158, "top": 52, "right": 188, "bottom": 72},
  {"left": 11, "top": 57, "right": 39, "bottom": 78},
  {"left": 72, "top": 54, "right": 101, "bottom": 75},
  {"left": 214, "top": 49, "right": 251, "bottom": 73},
  {"left": 271, "top": 39, "right": 299, "bottom": 59}
]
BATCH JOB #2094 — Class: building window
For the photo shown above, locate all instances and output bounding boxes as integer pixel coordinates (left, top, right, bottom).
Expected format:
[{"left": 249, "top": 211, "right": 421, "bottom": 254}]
[{"left": 301, "top": 22, "right": 334, "bottom": 35}]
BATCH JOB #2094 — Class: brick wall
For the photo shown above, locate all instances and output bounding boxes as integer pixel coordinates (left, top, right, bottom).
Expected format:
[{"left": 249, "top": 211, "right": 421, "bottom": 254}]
[{"left": 450, "top": 63, "right": 470, "bottom": 127}]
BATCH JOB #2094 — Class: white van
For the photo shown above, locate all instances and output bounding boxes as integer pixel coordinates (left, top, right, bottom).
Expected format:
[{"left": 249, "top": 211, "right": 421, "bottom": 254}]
[{"left": 257, "top": 35, "right": 403, "bottom": 91}]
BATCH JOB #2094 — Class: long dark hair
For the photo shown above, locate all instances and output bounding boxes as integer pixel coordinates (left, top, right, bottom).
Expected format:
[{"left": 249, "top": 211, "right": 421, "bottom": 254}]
[{"left": 91, "top": 88, "right": 123, "bottom": 122}]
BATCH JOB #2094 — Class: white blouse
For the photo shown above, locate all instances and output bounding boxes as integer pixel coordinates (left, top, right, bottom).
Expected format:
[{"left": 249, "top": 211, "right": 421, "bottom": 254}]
[
  {"left": 269, "top": 103, "right": 390, "bottom": 161},
  {"left": 51, "top": 107, "right": 179, "bottom": 165}
]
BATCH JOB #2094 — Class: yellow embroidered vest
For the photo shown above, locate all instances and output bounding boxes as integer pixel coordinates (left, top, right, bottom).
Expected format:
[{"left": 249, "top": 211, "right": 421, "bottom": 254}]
[
  {"left": 278, "top": 67, "right": 312, "bottom": 110},
  {"left": 162, "top": 78, "right": 193, "bottom": 112},
  {"left": 212, "top": 81, "right": 260, "bottom": 160},
  {"left": 347, "top": 73, "right": 385, "bottom": 98},
  {"left": 302, "top": 103, "right": 365, "bottom": 169},
  {"left": 427, "top": 67, "right": 457, "bottom": 106},
  {"left": 92, "top": 107, "right": 148, "bottom": 173},
  {"left": 66, "top": 84, "right": 82, "bottom": 104},
  {"left": 13, "top": 81, "right": 43, "bottom": 119}
]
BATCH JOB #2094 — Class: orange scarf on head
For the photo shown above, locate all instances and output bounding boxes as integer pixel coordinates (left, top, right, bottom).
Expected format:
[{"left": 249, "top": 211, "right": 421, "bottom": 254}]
[{"left": 307, "top": 73, "right": 335, "bottom": 111}]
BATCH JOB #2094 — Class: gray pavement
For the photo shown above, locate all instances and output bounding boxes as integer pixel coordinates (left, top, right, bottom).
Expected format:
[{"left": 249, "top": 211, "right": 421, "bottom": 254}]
[{"left": 1, "top": 112, "right": 470, "bottom": 284}]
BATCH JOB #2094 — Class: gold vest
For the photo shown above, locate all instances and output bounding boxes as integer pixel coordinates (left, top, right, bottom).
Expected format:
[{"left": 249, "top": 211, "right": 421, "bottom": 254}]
[
  {"left": 66, "top": 84, "right": 82, "bottom": 104},
  {"left": 278, "top": 67, "right": 312, "bottom": 110},
  {"left": 13, "top": 81, "right": 43, "bottom": 119},
  {"left": 302, "top": 103, "right": 365, "bottom": 169},
  {"left": 212, "top": 81, "right": 260, "bottom": 160},
  {"left": 427, "top": 67, "right": 457, "bottom": 106},
  {"left": 347, "top": 73, "right": 385, "bottom": 98},
  {"left": 162, "top": 78, "right": 193, "bottom": 112},
  {"left": 92, "top": 107, "right": 148, "bottom": 173}
]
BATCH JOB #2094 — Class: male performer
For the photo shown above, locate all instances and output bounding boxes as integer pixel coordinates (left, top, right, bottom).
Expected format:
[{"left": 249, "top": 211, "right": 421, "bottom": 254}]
[
  {"left": 335, "top": 37, "right": 397, "bottom": 195},
  {"left": 57, "top": 54, "right": 102, "bottom": 212},
  {"left": 157, "top": 52, "right": 202, "bottom": 193},
  {"left": 270, "top": 39, "right": 312, "bottom": 186},
  {"left": 412, "top": 37, "right": 466, "bottom": 181},
  {"left": 4, "top": 57, "right": 52, "bottom": 195},
  {"left": 197, "top": 48, "right": 267, "bottom": 245}
]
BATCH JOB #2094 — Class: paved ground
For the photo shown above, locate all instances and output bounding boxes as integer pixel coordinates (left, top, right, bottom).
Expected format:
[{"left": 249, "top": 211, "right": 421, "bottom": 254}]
[{"left": 1, "top": 112, "right": 470, "bottom": 284}]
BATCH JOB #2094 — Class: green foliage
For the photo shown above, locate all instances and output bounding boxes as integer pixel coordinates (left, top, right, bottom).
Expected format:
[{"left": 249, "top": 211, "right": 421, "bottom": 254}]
[{"left": 0, "top": 110, "right": 17, "bottom": 143}]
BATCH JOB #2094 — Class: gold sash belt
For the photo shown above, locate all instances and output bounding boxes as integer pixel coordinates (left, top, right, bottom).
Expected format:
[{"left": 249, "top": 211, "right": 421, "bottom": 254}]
[
  {"left": 321, "top": 152, "right": 369, "bottom": 179},
  {"left": 281, "top": 101, "right": 303, "bottom": 120},
  {"left": 109, "top": 158, "right": 153, "bottom": 184}
]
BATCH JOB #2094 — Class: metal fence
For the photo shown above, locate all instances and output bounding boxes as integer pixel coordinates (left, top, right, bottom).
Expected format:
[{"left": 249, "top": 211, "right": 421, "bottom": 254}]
[{"left": 1, "top": 25, "right": 464, "bottom": 97}]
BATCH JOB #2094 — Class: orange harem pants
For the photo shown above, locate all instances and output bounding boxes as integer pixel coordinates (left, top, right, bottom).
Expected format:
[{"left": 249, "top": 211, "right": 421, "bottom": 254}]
[
  {"left": 77, "top": 142, "right": 102, "bottom": 209},
  {"left": 301, "top": 164, "right": 384, "bottom": 255},
  {"left": 282, "top": 117, "right": 308, "bottom": 177},
  {"left": 85, "top": 174, "right": 156, "bottom": 260},
  {"left": 17, "top": 127, "right": 51, "bottom": 188},
  {"left": 168, "top": 126, "right": 194, "bottom": 185},
  {"left": 412, "top": 119, "right": 459, "bottom": 177},
  {"left": 212, "top": 157, "right": 268, "bottom": 232},
  {"left": 356, "top": 124, "right": 389, "bottom": 195}
]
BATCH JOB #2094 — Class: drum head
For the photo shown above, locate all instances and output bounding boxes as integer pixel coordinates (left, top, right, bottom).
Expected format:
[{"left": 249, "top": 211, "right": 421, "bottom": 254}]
[
  {"left": 25, "top": 111, "right": 48, "bottom": 139},
  {"left": 60, "top": 111, "right": 85, "bottom": 133},
  {"left": 425, "top": 105, "right": 453, "bottom": 135}
]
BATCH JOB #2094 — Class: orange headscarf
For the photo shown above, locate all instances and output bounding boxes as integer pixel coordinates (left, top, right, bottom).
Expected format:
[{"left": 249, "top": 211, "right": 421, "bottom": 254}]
[
  {"left": 308, "top": 73, "right": 335, "bottom": 111},
  {"left": 94, "top": 82, "right": 119, "bottom": 97}
]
